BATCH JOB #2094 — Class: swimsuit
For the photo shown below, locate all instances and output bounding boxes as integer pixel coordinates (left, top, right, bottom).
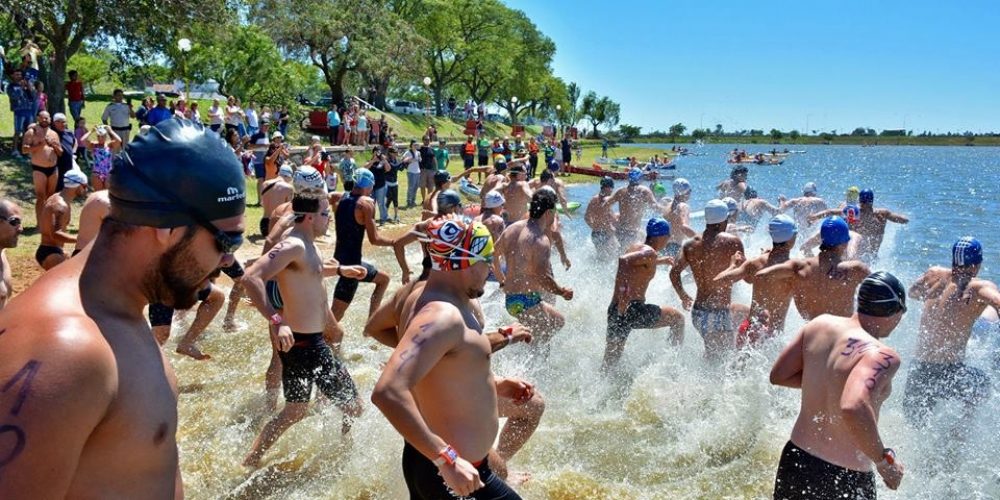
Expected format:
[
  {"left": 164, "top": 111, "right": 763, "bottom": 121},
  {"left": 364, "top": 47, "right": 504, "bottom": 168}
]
[
  {"left": 606, "top": 300, "right": 662, "bottom": 342},
  {"left": 149, "top": 284, "right": 214, "bottom": 327},
  {"left": 278, "top": 332, "right": 358, "bottom": 405},
  {"left": 266, "top": 280, "right": 284, "bottom": 310},
  {"left": 505, "top": 292, "right": 543, "bottom": 316},
  {"left": 35, "top": 244, "right": 64, "bottom": 266},
  {"left": 691, "top": 305, "right": 733, "bottom": 338},
  {"left": 902, "top": 360, "right": 990, "bottom": 426},
  {"left": 259, "top": 217, "right": 270, "bottom": 238},
  {"left": 591, "top": 230, "right": 614, "bottom": 249},
  {"left": 773, "top": 441, "right": 875, "bottom": 500},
  {"left": 333, "top": 193, "right": 378, "bottom": 303},
  {"left": 32, "top": 164, "right": 57, "bottom": 177},
  {"left": 92, "top": 146, "right": 113, "bottom": 181},
  {"left": 401, "top": 442, "right": 521, "bottom": 499},
  {"left": 737, "top": 314, "right": 772, "bottom": 349},
  {"left": 332, "top": 261, "right": 378, "bottom": 304}
]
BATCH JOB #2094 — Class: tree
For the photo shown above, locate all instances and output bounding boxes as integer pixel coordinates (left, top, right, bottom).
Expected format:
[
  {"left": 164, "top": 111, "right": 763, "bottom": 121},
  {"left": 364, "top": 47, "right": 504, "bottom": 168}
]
[
  {"left": 67, "top": 49, "right": 118, "bottom": 94},
  {"left": 714, "top": 123, "right": 723, "bottom": 136},
  {"left": 489, "top": 11, "right": 558, "bottom": 124},
  {"left": 668, "top": 123, "right": 686, "bottom": 141},
  {"left": 580, "top": 92, "right": 621, "bottom": 138},
  {"left": 770, "top": 129, "right": 784, "bottom": 142},
  {"left": 619, "top": 124, "right": 641, "bottom": 141},
  {"left": 691, "top": 128, "right": 708, "bottom": 140},
  {"left": 2, "top": 0, "right": 224, "bottom": 115},
  {"left": 788, "top": 130, "right": 800, "bottom": 142},
  {"left": 851, "top": 127, "right": 868, "bottom": 136}
]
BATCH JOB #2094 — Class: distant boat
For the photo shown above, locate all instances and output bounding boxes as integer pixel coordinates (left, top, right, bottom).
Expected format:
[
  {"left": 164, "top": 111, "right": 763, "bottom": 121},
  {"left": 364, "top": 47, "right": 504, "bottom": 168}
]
[{"left": 567, "top": 164, "right": 658, "bottom": 181}]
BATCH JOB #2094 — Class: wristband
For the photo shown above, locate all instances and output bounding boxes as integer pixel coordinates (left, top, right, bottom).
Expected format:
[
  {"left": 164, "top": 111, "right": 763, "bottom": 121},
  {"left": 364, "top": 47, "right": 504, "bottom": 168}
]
[
  {"left": 500, "top": 326, "right": 514, "bottom": 346},
  {"left": 432, "top": 445, "right": 458, "bottom": 468},
  {"left": 269, "top": 313, "right": 284, "bottom": 326},
  {"left": 880, "top": 448, "right": 895, "bottom": 466}
]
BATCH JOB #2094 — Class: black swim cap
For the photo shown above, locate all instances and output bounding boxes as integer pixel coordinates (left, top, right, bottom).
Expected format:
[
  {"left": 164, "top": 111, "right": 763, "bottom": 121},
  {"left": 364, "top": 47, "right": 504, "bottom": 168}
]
[
  {"left": 857, "top": 271, "right": 907, "bottom": 317},
  {"left": 529, "top": 188, "right": 557, "bottom": 219},
  {"left": 109, "top": 118, "right": 246, "bottom": 228},
  {"left": 540, "top": 170, "right": 554, "bottom": 181}
]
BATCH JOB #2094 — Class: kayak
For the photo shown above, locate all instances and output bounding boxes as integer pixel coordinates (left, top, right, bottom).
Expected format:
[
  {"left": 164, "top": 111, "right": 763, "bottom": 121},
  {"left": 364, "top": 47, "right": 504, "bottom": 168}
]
[
  {"left": 727, "top": 157, "right": 785, "bottom": 165},
  {"left": 568, "top": 164, "right": 658, "bottom": 181},
  {"left": 526, "top": 201, "right": 581, "bottom": 214},
  {"left": 458, "top": 177, "right": 481, "bottom": 199}
]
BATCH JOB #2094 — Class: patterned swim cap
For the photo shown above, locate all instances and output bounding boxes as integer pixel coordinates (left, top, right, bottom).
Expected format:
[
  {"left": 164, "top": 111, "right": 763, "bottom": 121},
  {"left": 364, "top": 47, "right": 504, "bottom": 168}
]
[{"left": 422, "top": 216, "right": 494, "bottom": 271}]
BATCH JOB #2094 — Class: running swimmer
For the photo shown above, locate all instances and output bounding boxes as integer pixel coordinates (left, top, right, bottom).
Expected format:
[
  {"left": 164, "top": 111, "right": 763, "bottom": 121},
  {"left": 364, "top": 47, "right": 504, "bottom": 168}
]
[
  {"left": 331, "top": 168, "right": 394, "bottom": 321},
  {"left": 714, "top": 215, "right": 798, "bottom": 348},
  {"left": 757, "top": 216, "right": 871, "bottom": 320},
  {"left": 903, "top": 237, "right": 1000, "bottom": 434},
  {"left": 801, "top": 205, "right": 864, "bottom": 260},
  {"left": 0, "top": 199, "right": 23, "bottom": 309},
  {"left": 259, "top": 163, "right": 294, "bottom": 238},
  {"left": 372, "top": 217, "right": 525, "bottom": 498},
  {"left": 478, "top": 190, "right": 507, "bottom": 240},
  {"left": 669, "top": 199, "right": 745, "bottom": 359},
  {"left": 661, "top": 178, "right": 696, "bottom": 259},
  {"left": 493, "top": 189, "right": 574, "bottom": 352},
  {"left": 529, "top": 169, "right": 572, "bottom": 217},
  {"left": 609, "top": 168, "right": 662, "bottom": 247},
  {"left": 739, "top": 188, "right": 781, "bottom": 228},
  {"left": 603, "top": 217, "right": 685, "bottom": 371},
  {"left": 36, "top": 169, "right": 87, "bottom": 270},
  {"left": 808, "top": 189, "right": 908, "bottom": 263},
  {"left": 0, "top": 118, "right": 246, "bottom": 497},
  {"left": 779, "top": 181, "right": 827, "bottom": 231},
  {"left": 501, "top": 165, "right": 533, "bottom": 221},
  {"left": 585, "top": 177, "right": 619, "bottom": 258},
  {"left": 480, "top": 157, "right": 509, "bottom": 199},
  {"left": 771, "top": 272, "right": 906, "bottom": 499},
  {"left": 73, "top": 190, "right": 111, "bottom": 255},
  {"left": 393, "top": 189, "right": 466, "bottom": 284},
  {"left": 717, "top": 165, "right": 748, "bottom": 200},
  {"left": 241, "top": 168, "right": 366, "bottom": 468}
]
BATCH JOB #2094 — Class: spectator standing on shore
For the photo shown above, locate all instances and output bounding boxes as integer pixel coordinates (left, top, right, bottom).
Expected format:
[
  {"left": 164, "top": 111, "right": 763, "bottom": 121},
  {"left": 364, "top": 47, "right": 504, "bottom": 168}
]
[
  {"left": 65, "top": 70, "right": 86, "bottom": 126},
  {"left": 207, "top": 98, "right": 224, "bottom": 132},
  {"left": 10, "top": 69, "right": 36, "bottom": 158},
  {"left": 135, "top": 96, "right": 152, "bottom": 126},
  {"left": 277, "top": 105, "right": 290, "bottom": 137},
  {"left": 101, "top": 89, "right": 136, "bottom": 142},
  {"left": 246, "top": 101, "right": 260, "bottom": 136},
  {"left": 224, "top": 96, "right": 243, "bottom": 135},
  {"left": 327, "top": 104, "right": 341, "bottom": 145},
  {"left": 145, "top": 94, "right": 172, "bottom": 127},
  {"left": 403, "top": 141, "right": 422, "bottom": 207}
]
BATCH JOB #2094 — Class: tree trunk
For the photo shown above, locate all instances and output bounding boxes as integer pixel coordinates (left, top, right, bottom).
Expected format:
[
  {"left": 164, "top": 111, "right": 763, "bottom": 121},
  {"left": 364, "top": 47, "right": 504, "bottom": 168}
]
[
  {"left": 47, "top": 45, "right": 69, "bottom": 116},
  {"left": 432, "top": 84, "right": 443, "bottom": 116},
  {"left": 373, "top": 77, "right": 389, "bottom": 109}
]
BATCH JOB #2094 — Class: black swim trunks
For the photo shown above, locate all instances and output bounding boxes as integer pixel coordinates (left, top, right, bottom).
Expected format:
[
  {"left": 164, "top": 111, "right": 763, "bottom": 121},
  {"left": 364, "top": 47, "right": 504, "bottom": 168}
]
[
  {"left": 32, "top": 164, "right": 57, "bottom": 177},
  {"left": 401, "top": 442, "right": 521, "bottom": 499},
  {"left": 903, "top": 360, "right": 990, "bottom": 426},
  {"left": 591, "top": 230, "right": 614, "bottom": 249},
  {"left": 606, "top": 300, "right": 662, "bottom": 342},
  {"left": 35, "top": 244, "right": 65, "bottom": 266},
  {"left": 278, "top": 332, "right": 358, "bottom": 405},
  {"left": 773, "top": 441, "right": 875, "bottom": 500},
  {"left": 332, "top": 261, "right": 378, "bottom": 304},
  {"left": 149, "top": 284, "right": 214, "bottom": 327},
  {"left": 259, "top": 217, "right": 270, "bottom": 238}
]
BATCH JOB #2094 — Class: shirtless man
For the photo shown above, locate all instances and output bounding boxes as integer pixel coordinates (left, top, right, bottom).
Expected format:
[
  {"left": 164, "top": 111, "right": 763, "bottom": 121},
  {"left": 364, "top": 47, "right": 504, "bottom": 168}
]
[
  {"left": 0, "top": 119, "right": 245, "bottom": 498},
  {"left": 258, "top": 164, "right": 294, "bottom": 238},
  {"left": 36, "top": 170, "right": 88, "bottom": 270},
  {"left": 372, "top": 217, "right": 526, "bottom": 498},
  {"left": 609, "top": 168, "right": 661, "bottom": 247},
  {"left": 903, "top": 237, "right": 1000, "bottom": 434},
  {"left": 331, "top": 168, "right": 394, "bottom": 321},
  {"left": 780, "top": 181, "right": 827, "bottom": 232},
  {"left": 758, "top": 216, "right": 870, "bottom": 321},
  {"left": 480, "top": 159, "right": 509, "bottom": 199},
  {"left": 241, "top": 172, "right": 366, "bottom": 468},
  {"left": 808, "top": 189, "right": 908, "bottom": 263},
  {"left": 73, "top": 190, "right": 111, "bottom": 255},
  {"left": 529, "top": 169, "right": 572, "bottom": 217},
  {"left": 0, "top": 199, "right": 23, "bottom": 310},
  {"left": 801, "top": 205, "right": 864, "bottom": 260},
  {"left": 603, "top": 217, "right": 684, "bottom": 371},
  {"left": 739, "top": 188, "right": 781, "bottom": 229},
  {"left": 661, "top": 178, "right": 696, "bottom": 259},
  {"left": 714, "top": 215, "right": 798, "bottom": 348},
  {"left": 365, "top": 258, "right": 541, "bottom": 483},
  {"left": 22, "top": 111, "right": 64, "bottom": 225},
  {"left": 493, "top": 189, "right": 574, "bottom": 352},
  {"left": 717, "top": 165, "right": 748, "bottom": 200},
  {"left": 670, "top": 200, "right": 745, "bottom": 359},
  {"left": 771, "top": 272, "right": 906, "bottom": 499},
  {"left": 585, "top": 177, "right": 618, "bottom": 258},
  {"left": 501, "top": 165, "right": 533, "bottom": 222},
  {"left": 478, "top": 190, "right": 507, "bottom": 240},
  {"left": 394, "top": 189, "right": 465, "bottom": 284}
]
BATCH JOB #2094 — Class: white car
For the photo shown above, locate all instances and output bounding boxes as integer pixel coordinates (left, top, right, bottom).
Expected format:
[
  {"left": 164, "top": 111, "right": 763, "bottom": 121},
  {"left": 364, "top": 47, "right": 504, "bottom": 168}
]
[{"left": 390, "top": 99, "right": 424, "bottom": 115}]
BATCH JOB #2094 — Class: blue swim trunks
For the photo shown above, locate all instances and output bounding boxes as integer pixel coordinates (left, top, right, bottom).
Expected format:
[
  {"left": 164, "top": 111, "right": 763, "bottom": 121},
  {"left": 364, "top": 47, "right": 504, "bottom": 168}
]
[{"left": 505, "top": 292, "right": 542, "bottom": 316}]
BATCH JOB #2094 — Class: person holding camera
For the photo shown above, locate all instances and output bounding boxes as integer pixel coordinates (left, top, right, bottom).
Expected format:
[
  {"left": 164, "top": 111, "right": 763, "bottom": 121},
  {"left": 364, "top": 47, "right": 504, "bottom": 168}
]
[{"left": 366, "top": 146, "right": 393, "bottom": 224}]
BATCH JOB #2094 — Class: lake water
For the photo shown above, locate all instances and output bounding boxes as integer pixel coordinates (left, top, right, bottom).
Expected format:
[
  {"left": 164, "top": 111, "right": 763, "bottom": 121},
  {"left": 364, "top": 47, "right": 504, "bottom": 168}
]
[{"left": 173, "top": 144, "right": 1000, "bottom": 499}]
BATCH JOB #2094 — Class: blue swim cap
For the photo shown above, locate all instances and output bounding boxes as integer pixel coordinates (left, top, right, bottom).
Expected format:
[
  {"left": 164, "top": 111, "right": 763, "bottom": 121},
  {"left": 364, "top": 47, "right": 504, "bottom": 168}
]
[
  {"left": 820, "top": 216, "right": 851, "bottom": 247},
  {"left": 354, "top": 168, "right": 375, "bottom": 189},
  {"left": 768, "top": 214, "right": 797, "bottom": 243},
  {"left": 859, "top": 189, "right": 874, "bottom": 204},
  {"left": 953, "top": 237, "right": 983, "bottom": 267},
  {"left": 628, "top": 167, "right": 642, "bottom": 183},
  {"left": 646, "top": 217, "right": 671, "bottom": 238}
]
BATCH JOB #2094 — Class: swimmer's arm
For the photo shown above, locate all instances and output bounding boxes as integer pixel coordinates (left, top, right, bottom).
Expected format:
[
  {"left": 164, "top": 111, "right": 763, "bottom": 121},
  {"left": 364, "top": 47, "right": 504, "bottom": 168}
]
[
  {"left": 243, "top": 240, "right": 304, "bottom": 319},
  {"left": 714, "top": 258, "right": 752, "bottom": 285},
  {"left": 907, "top": 267, "right": 946, "bottom": 300},
  {"left": 769, "top": 328, "right": 805, "bottom": 388},
  {"left": 372, "top": 310, "right": 466, "bottom": 460},
  {"left": 620, "top": 247, "right": 657, "bottom": 268},
  {"left": 363, "top": 299, "right": 401, "bottom": 348},
  {"left": 80, "top": 129, "right": 94, "bottom": 147},
  {"left": 975, "top": 283, "right": 1000, "bottom": 310},
  {"left": 677, "top": 205, "right": 697, "bottom": 238},
  {"left": 0, "top": 338, "right": 115, "bottom": 496},
  {"left": 492, "top": 232, "right": 507, "bottom": 285},
  {"left": 107, "top": 128, "right": 122, "bottom": 150},
  {"left": 392, "top": 227, "right": 422, "bottom": 280},
  {"left": 51, "top": 208, "right": 77, "bottom": 244},
  {"left": 799, "top": 232, "right": 821, "bottom": 255},
  {"left": 548, "top": 228, "right": 570, "bottom": 269},
  {"left": 840, "top": 349, "right": 900, "bottom": 462},
  {"left": 668, "top": 246, "right": 692, "bottom": 304},
  {"left": 756, "top": 259, "right": 798, "bottom": 280},
  {"left": 881, "top": 209, "right": 909, "bottom": 224},
  {"left": 807, "top": 208, "right": 838, "bottom": 223},
  {"left": 361, "top": 201, "right": 394, "bottom": 246}
]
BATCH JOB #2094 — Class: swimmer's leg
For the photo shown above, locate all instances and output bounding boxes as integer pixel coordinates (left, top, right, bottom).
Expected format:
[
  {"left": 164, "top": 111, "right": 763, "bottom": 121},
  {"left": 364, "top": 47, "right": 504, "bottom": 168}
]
[
  {"left": 653, "top": 306, "right": 685, "bottom": 346},
  {"left": 368, "top": 270, "right": 390, "bottom": 319},
  {"left": 702, "top": 328, "right": 733, "bottom": 361},
  {"left": 496, "top": 388, "right": 545, "bottom": 477},
  {"left": 223, "top": 279, "right": 246, "bottom": 332},
  {"left": 264, "top": 326, "right": 282, "bottom": 413},
  {"left": 729, "top": 303, "right": 750, "bottom": 331},
  {"left": 40, "top": 251, "right": 66, "bottom": 270},
  {"left": 176, "top": 285, "right": 225, "bottom": 360},
  {"left": 243, "top": 401, "right": 309, "bottom": 468}
]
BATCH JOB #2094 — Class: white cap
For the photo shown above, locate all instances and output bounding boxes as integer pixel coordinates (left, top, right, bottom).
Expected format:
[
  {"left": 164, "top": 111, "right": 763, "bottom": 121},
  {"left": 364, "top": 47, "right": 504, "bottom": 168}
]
[
  {"left": 271, "top": 131, "right": 284, "bottom": 140},
  {"left": 704, "top": 199, "right": 729, "bottom": 224},
  {"left": 483, "top": 190, "right": 505, "bottom": 209},
  {"left": 53, "top": 113, "right": 68, "bottom": 123},
  {"left": 311, "top": 135, "right": 321, "bottom": 143},
  {"left": 722, "top": 197, "right": 738, "bottom": 215},
  {"left": 63, "top": 169, "right": 88, "bottom": 188},
  {"left": 803, "top": 182, "right": 818, "bottom": 195},
  {"left": 672, "top": 178, "right": 691, "bottom": 196},
  {"left": 278, "top": 164, "right": 294, "bottom": 178},
  {"left": 292, "top": 166, "right": 326, "bottom": 198}
]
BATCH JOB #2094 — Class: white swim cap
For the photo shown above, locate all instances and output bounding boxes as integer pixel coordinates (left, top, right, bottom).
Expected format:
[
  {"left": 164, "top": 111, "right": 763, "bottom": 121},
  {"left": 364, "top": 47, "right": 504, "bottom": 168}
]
[
  {"left": 63, "top": 169, "right": 88, "bottom": 188},
  {"left": 704, "top": 199, "right": 729, "bottom": 224},
  {"left": 672, "top": 178, "right": 691, "bottom": 196},
  {"left": 278, "top": 164, "right": 294, "bottom": 178},
  {"left": 722, "top": 197, "right": 738, "bottom": 215},
  {"left": 483, "top": 190, "right": 505, "bottom": 209},
  {"left": 803, "top": 182, "right": 818, "bottom": 195},
  {"left": 292, "top": 166, "right": 326, "bottom": 198}
]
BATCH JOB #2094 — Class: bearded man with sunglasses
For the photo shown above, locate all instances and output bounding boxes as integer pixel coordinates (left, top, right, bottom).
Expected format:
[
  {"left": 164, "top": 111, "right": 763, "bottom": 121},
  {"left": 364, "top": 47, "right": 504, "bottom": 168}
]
[
  {"left": 0, "top": 118, "right": 245, "bottom": 498},
  {"left": 0, "top": 199, "right": 24, "bottom": 309}
]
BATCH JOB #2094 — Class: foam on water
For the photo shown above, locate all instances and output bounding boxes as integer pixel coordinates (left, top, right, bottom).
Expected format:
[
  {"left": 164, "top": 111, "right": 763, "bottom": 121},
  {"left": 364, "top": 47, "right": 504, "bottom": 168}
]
[{"left": 171, "top": 145, "right": 1000, "bottom": 498}]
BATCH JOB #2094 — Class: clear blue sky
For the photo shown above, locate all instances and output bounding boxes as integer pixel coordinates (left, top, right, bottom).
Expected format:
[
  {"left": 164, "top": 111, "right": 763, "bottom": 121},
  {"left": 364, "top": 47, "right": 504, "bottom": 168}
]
[{"left": 505, "top": 0, "right": 1000, "bottom": 134}]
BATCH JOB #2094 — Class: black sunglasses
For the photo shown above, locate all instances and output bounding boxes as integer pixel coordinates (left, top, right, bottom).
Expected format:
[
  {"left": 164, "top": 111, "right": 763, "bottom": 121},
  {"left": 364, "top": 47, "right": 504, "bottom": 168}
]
[{"left": 4, "top": 216, "right": 21, "bottom": 227}]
